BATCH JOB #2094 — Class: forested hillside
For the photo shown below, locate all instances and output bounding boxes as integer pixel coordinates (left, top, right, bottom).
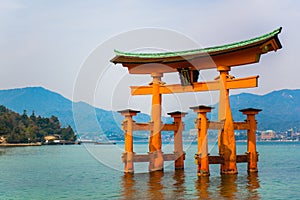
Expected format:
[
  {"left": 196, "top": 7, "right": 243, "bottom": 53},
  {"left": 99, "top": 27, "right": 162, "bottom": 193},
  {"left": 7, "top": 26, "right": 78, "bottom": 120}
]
[{"left": 0, "top": 105, "right": 76, "bottom": 143}]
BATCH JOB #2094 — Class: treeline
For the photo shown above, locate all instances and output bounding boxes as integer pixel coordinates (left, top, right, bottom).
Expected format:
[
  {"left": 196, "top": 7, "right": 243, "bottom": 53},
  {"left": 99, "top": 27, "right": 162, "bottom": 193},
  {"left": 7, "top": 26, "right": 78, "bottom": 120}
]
[{"left": 0, "top": 105, "right": 76, "bottom": 143}]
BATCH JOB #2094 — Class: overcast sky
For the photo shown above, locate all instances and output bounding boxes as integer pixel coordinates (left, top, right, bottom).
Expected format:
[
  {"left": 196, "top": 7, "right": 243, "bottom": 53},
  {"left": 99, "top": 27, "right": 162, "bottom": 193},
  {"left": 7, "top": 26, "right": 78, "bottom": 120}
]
[{"left": 0, "top": 0, "right": 299, "bottom": 113}]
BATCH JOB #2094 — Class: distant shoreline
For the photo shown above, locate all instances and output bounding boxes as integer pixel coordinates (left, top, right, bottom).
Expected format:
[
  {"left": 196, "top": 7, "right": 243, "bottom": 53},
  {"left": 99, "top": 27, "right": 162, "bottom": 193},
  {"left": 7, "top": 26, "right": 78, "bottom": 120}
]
[
  {"left": 0, "top": 143, "right": 42, "bottom": 147},
  {"left": 1, "top": 140, "right": 298, "bottom": 147}
]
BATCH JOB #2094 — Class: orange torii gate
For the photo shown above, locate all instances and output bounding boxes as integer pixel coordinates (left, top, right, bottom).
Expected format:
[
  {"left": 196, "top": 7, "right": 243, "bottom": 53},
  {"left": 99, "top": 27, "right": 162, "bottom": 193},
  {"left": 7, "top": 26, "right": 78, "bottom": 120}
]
[{"left": 111, "top": 27, "right": 282, "bottom": 175}]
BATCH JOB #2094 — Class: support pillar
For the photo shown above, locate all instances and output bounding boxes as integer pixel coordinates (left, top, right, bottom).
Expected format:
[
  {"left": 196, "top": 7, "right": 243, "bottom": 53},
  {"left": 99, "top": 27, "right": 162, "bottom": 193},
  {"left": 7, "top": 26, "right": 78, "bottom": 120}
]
[
  {"left": 240, "top": 108, "right": 262, "bottom": 173},
  {"left": 217, "top": 66, "right": 237, "bottom": 174},
  {"left": 149, "top": 73, "right": 164, "bottom": 171},
  {"left": 118, "top": 109, "right": 140, "bottom": 173},
  {"left": 168, "top": 111, "right": 187, "bottom": 170},
  {"left": 190, "top": 105, "right": 213, "bottom": 176}
]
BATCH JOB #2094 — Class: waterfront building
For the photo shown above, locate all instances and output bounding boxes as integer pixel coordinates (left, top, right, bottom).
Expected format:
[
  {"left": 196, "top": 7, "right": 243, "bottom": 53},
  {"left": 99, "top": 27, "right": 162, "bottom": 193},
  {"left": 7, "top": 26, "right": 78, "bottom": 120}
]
[{"left": 261, "top": 130, "right": 276, "bottom": 140}]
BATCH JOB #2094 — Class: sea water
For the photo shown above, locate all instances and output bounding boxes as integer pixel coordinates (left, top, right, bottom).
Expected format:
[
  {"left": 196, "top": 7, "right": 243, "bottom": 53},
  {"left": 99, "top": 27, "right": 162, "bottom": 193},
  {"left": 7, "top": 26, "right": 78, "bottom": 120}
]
[{"left": 0, "top": 142, "right": 299, "bottom": 199}]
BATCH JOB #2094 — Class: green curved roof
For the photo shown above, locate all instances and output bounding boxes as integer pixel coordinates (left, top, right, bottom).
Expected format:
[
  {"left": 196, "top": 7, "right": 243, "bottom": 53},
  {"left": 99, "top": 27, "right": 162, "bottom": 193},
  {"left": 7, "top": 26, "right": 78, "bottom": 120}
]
[{"left": 113, "top": 27, "right": 282, "bottom": 59}]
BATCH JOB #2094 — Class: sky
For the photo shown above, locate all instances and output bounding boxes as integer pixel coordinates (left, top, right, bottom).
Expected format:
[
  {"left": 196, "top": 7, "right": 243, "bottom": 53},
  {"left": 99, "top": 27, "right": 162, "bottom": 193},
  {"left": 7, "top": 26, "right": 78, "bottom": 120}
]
[{"left": 0, "top": 0, "right": 299, "bottom": 114}]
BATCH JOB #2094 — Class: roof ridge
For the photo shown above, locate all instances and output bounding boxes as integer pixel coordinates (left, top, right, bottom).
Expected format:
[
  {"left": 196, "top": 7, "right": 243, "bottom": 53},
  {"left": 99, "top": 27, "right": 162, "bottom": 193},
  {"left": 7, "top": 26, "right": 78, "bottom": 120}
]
[{"left": 114, "top": 27, "right": 282, "bottom": 58}]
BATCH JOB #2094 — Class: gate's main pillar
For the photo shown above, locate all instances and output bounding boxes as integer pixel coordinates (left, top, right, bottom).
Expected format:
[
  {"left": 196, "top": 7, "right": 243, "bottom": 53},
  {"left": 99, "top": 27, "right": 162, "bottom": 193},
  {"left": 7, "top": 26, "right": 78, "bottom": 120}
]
[
  {"left": 217, "top": 66, "right": 237, "bottom": 174},
  {"left": 240, "top": 108, "right": 262, "bottom": 173},
  {"left": 149, "top": 72, "right": 164, "bottom": 171}
]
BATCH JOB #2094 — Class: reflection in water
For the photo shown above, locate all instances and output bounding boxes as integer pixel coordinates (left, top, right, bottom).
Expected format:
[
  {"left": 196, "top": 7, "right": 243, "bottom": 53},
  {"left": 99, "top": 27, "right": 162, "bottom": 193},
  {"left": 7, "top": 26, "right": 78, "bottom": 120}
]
[
  {"left": 172, "top": 170, "right": 186, "bottom": 199},
  {"left": 219, "top": 174, "right": 238, "bottom": 199},
  {"left": 0, "top": 149, "right": 6, "bottom": 156},
  {"left": 121, "top": 171, "right": 261, "bottom": 200},
  {"left": 246, "top": 173, "right": 261, "bottom": 200},
  {"left": 121, "top": 171, "right": 166, "bottom": 200},
  {"left": 147, "top": 171, "right": 164, "bottom": 199},
  {"left": 195, "top": 176, "right": 210, "bottom": 199},
  {"left": 121, "top": 173, "right": 136, "bottom": 199}
]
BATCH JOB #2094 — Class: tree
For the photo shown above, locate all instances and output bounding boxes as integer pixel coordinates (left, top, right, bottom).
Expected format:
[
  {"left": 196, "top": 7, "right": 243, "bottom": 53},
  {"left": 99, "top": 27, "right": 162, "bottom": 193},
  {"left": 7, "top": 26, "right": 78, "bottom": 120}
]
[
  {"left": 61, "top": 125, "right": 76, "bottom": 141},
  {"left": 0, "top": 105, "right": 76, "bottom": 143},
  {"left": 30, "top": 111, "right": 36, "bottom": 122}
]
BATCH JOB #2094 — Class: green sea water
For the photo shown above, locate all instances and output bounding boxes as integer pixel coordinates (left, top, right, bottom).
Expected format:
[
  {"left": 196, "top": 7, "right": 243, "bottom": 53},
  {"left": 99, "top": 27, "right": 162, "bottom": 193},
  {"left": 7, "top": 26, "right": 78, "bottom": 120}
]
[{"left": 0, "top": 142, "right": 299, "bottom": 199}]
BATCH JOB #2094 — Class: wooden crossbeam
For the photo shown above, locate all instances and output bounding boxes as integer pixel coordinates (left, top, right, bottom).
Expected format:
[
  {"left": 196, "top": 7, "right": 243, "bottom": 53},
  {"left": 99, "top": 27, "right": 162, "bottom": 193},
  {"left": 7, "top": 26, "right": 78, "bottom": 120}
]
[
  {"left": 207, "top": 121, "right": 250, "bottom": 130},
  {"left": 132, "top": 123, "right": 150, "bottom": 131},
  {"left": 207, "top": 121, "right": 224, "bottom": 130},
  {"left": 233, "top": 122, "right": 250, "bottom": 130},
  {"left": 194, "top": 121, "right": 250, "bottom": 130},
  {"left": 236, "top": 154, "right": 249, "bottom": 163},
  {"left": 126, "top": 121, "right": 249, "bottom": 132},
  {"left": 124, "top": 122, "right": 178, "bottom": 131},
  {"left": 203, "top": 154, "right": 249, "bottom": 165},
  {"left": 161, "top": 124, "right": 178, "bottom": 131},
  {"left": 208, "top": 155, "right": 224, "bottom": 164},
  {"left": 133, "top": 154, "right": 149, "bottom": 162},
  {"left": 194, "top": 154, "right": 258, "bottom": 165},
  {"left": 131, "top": 153, "right": 177, "bottom": 162},
  {"left": 131, "top": 75, "right": 259, "bottom": 95}
]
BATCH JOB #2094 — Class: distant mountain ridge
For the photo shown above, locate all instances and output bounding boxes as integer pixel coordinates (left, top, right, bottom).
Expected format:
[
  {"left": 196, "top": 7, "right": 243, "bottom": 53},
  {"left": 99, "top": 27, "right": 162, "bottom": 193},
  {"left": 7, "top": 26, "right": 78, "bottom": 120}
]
[
  {"left": 0, "top": 87, "right": 74, "bottom": 129},
  {"left": 230, "top": 89, "right": 300, "bottom": 131},
  {"left": 0, "top": 87, "right": 299, "bottom": 139},
  {"left": 0, "top": 87, "right": 123, "bottom": 138}
]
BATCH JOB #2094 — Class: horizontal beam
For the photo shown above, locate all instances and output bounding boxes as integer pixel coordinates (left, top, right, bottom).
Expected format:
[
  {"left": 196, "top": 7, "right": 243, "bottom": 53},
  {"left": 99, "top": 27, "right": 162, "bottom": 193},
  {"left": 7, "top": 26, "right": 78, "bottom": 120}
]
[
  {"left": 200, "top": 154, "right": 249, "bottom": 165},
  {"left": 236, "top": 154, "right": 249, "bottom": 163},
  {"left": 194, "top": 121, "right": 250, "bottom": 130},
  {"left": 133, "top": 123, "right": 150, "bottom": 131},
  {"left": 133, "top": 154, "right": 149, "bottom": 162},
  {"left": 131, "top": 75, "right": 259, "bottom": 95},
  {"left": 208, "top": 155, "right": 224, "bottom": 164},
  {"left": 162, "top": 123, "right": 179, "bottom": 131},
  {"left": 125, "top": 121, "right": 249, "bottom": 132},
  {"left": 233, "top": 122, "right": 250, "bottom": 130},
  {"left": 124, "top": 121, "right": 249, "bottom": 132},
  {"left": 123, "top": 122, "right": 178, "bottom": 131},
  {"left": 130, "top": 153, "right": 177, "bottom": 162},
  {"left": 227, "top": 75, "right": 259, "bottom": 90},
  {"left": 208, "top": 121, "right": 224, "bottom": 130}
]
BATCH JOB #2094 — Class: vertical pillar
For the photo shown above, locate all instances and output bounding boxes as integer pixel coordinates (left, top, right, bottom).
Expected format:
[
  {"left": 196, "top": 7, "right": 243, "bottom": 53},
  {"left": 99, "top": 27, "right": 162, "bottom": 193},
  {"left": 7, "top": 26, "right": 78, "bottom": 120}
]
[
  {"left": 240, "top": 108, "right": 262, "bottom": 173},
  {"left": 217, "top": 66, "right": 237, "bottom": 174},
  {"left": 168, "top": 111, "right": 187, "bottom": 170},
  {"left": 190, "top": 105, "right": 213, "bottom": 176},
  {"left": 118, "top": 109, "right": 140, "bottom": 173},
  {"left": 149, "top": 73, "right": 164, "bottom": 171}
]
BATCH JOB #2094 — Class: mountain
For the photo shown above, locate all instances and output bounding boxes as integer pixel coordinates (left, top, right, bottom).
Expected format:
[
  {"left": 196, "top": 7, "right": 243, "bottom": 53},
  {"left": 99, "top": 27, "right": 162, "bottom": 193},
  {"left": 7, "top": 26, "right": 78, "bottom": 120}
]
[
  {"left": 170, "top": 89, "right": 300, "bottom": 132},
  {"left": 229, "top": 89, "right": 300, "bottom": 131},
  {"left": 183, "top": 89, "right": 300, "bottom": 132},
  {"left": 0, "top": 87, "right": 299, "bottom": 140},
  {"left": 0, "top": 87, "right": 124, "bottom": 139},
  {"left": 0, "top": 87, "right": 74, "bottom": 127}
]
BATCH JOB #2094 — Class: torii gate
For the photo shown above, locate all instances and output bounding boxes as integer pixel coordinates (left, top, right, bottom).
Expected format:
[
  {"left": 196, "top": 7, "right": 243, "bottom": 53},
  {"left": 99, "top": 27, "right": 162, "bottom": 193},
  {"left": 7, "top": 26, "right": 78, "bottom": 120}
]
[{"left": 111, "top": 27, "right": 282, "bottom": 175}]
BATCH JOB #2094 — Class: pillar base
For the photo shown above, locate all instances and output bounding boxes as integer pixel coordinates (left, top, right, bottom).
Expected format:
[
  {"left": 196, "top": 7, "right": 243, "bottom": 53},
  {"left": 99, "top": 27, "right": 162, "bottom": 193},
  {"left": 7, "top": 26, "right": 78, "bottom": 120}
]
[
  {"left": 220, "top": 169, "right": 238, "bottom": 175},
  {"left": 122, "top": 152, "right": 135, "bottom": 173},
  {"left": 197, "top": 170, "right": 210, "bottom": 177},
  {"left": 195, "top": 154, "right": 210, "bottom": 177},
  {"left": 148, "top": 150, "right": 164, "bottom": 172},
  {"left": 174, "top": 151, "right": 185, "bottom": 170},
  {"left": 247, "top": 151, "right": 259, "bottom": 173},
  {"left": 124, "top": 170, "right": 134, "bottom": 173},
  {"left": 248, "top": 168, "right": 258, "bottom": 173}
]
